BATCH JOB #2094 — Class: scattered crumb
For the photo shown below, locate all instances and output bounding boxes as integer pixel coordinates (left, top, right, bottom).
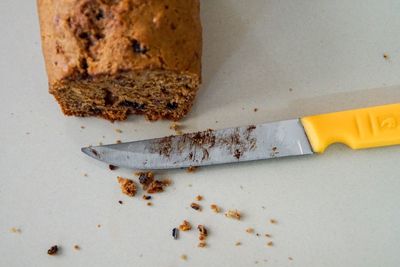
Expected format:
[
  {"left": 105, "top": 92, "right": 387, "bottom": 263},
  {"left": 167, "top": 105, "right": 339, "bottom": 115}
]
[
  {"left": 199, "top": 235, "right": 206, "bottom": 241},
  {"left": 83, "top": 173, "right": 88, "bottom": 177},
  {"left": 215, "top": 121, "right": 218, "bottom": 123},
  {"left": 225, "top": 210, "right": 241, "bottom": 220},
  {"left": 115, "top": 129, "right": 123, "bottom": 133},
  {"left": 188, "top": 184, "right": 193, "bottom": 187},
  {"left": 147, "top": 202, "right": 153, "bottom": 206},
  {"left": 116, "top": 140, "right": 122, "bottom": 144},
  {"left": 288, "top": 257, "right": 293, "bottom": 261},
  {"left": 235, "top": 241, "right": 242, "bottom": 246},
  {"left": 289, "top": 88, "right": 293, "bottom": 92},
  {"left": 190, "top": 202, "right": 202, "bottom": 211},
  {"left": 195, "top": 195, "right": 203, "bottom": 201},
  {"left": 170, "top": 122, "right": 183, "bottom": 135},
  {"left": 73, "top": 245, "right": 80, "bottom": 250},
  {"left": 246, "top": 228, "right": 254, "bottom": 234},
  {"left": 383, "top": 53, "right": 390, "bottom": 60},
  {"left": 180, "top": 254, "right": 188, "bottom": 261},
  {"left": 109, "top": 164, "right": 118, "bottom": 171},
  {"left": 25, "top": 132, "right": 31, "bottom": 135},
  {"left": 117, "top": 177, "right": 137, "bottom": 197},
  {"left": 210, "top": 204, "right": 221, "bottom": 213},
  {"left": 47, "top": 245, "right": 59, "bottom": 255},
  {"left": 256, "top": 233, "right": 260, "bottom": 237},
  {"left": 118, "top": 200, "right": 123, "bottom": 205},
  {"left": 137, "top": 172, "right": 169, "bottom": 194},
  {"left": 270, "top": 219, "right": 277, "bottom": 224},
  {"left": 261, "top": 206, "right": 266, "bottom": 210},
  {"left": 10, "top": 227, "right": 21, "bottom": 233},
  {"left": 198, "top": 242, "right": 207, "bottom": 248},
  {"left": 197, "top": 225, "right": 208, "bottom": 237},
  {"left": 179, "top": 220, "right": 192, "bottom": 231},
  {"left": 254, "top": 108, "right": 258, "bottom": 112},
  {"left": 172, "top": 228, "right": 179, "bottom": 240},
  {"left": 170, "top": 122, "right": 179, "bottom": 130},
  {"left": 187, "top": 166, "right": 197, "bottom": 173},
  {"left": 136, "top": 172, "right": 154, "bottom": 189},
  {"left": 240, "top": 185, "right": 244, "bottom": 190},
  {"left": 142, "top": 195, "right": 152, "bottom": 200},
  {"left": 147, "top": 180, "right": 168, "bottom": 194},
  {"left": 267, "top": 241, "right": 274, "bottom": 247},
  {"left": 265, "top": 233, "right": 272, "bottom": 238},
  {"left": 97, "top": 224, "right": 101, "bottom": 228},
  {"left": 80, "top": 126, "right": 85, "bottom": 129}
]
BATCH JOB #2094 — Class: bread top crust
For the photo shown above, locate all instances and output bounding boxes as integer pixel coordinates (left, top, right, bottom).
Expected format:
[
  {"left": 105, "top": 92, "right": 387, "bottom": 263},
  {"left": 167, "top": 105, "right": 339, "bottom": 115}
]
[{"left": 38, "top": 0, "right": 202, "bottom": 86}]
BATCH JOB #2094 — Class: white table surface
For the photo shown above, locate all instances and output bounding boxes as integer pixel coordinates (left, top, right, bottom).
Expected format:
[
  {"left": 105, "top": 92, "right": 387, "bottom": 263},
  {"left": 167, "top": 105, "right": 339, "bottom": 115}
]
[{"left": 1, "top": 1, "right": 400, "bottom": 266}]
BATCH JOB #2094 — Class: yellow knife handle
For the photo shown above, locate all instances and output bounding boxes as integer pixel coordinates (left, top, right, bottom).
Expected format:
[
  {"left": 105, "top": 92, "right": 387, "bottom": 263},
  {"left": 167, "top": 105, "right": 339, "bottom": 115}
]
[{"left": 301, "top": 103, "right": 400, "bottom": 153}]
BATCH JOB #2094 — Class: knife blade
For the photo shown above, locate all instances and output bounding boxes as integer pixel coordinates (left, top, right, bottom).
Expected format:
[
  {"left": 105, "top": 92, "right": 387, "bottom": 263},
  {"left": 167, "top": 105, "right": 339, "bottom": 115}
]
[{"left": 82, "top": 103, "right": 400, "bottom": 170}]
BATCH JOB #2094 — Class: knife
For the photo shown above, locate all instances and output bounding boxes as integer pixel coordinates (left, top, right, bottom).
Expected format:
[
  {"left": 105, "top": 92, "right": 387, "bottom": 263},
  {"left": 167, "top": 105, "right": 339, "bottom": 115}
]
[{"left": 82, "top": 103, "right": 400, "bottom": 170}]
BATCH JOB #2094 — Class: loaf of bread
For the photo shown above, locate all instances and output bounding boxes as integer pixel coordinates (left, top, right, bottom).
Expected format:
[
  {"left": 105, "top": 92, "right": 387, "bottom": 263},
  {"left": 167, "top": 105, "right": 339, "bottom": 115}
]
[{"left": 37, "top": 0, "right": 202, "bottom": 121}]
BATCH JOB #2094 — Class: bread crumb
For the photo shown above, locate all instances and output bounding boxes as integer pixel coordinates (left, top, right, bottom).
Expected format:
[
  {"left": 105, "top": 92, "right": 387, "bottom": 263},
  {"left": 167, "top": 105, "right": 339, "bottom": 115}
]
[
  {"left": 118, "top": 200, "right": 123, "bottom": 204},
  {"left": 254, "top": 108, "right": 258, "bottom": 112},
  {"left": 47, "top": 245, "right": 59, "bottom": 255},
  {"left": 267, "top": 241, "right": 274, "bottom": 247},
  {"left": 270, "top": 219, "right": 277, "bottom": 224},
  {"left": 265, "top": 233, "right": 271, "bottom": 238},
  {"left": 117, "top": 177, "right": 137, "bottom": 197},
  {"left": 109, "top": 164, "right": 118, "bottom": 171},
  {"left": 198, "top": 242, "right": 207, "bottom": 248},
  {"left": 136, "top": 172, "right": 154, "bottom": 189},
  {"left": 142, "top": 195, "right": 152, "bottom": 200},
  {"left": 188, "top": 184, "right": 193, "bottom": 187},
  {"left": 197, "top": 225, "right": 208, "bottom": 237},
  {"left": 225, "top": 210, "right": 241, "bottom": 220},
  {"left": 147, "top": 180, "right": 168, "bottom": 194},
  {"left": 172, "top": 228, "right": 179, "bottom": 240},
  {"left": 80, "top": 126, "right": 85, "bottom": 129},
  {"left": 170, "top": 122, "right": 183, "bottom": 135},
  {"left": 179, "top": 220, "right": 192, "bottom": 231},
  {"left": 210, "top": 204, "right": 221, "bottom": 213},
  {"left": 383, "top": 53, "right": 390, "bottom": 60},
  {"left": 180, "top": 254, "right": 188, "bottom": 261},
  {"left": 115, "top": 129, "right": 123, "bottom": 133},
  {"left": 116, "top": 140, "right": 122, "bottom": 144},
  {"left": 288, "top": 257, "right": 293, "bottom": 261},
  {"left": 235, "top": 241, "right": 242, "bottom": 246},
  {"left": 187, "top": 166, "right": 197, "bottom": 173},
  {"left": 10, "top": 227, "right": 21, "bottom": 233},
  {"left": 97, "top": 224, "right": 101, "bottom": 228},
  {"left": 190, "top": 202, "right": 202, "bottom": 211},
  {"left": 195, "top": 195, "right": 203, "bottom": 201},
  {"left": 147, "top": 202, "right": 153, "bottom": 206},
  {"left": 83, "top": 173, "right": 88, "bottom": 177},
  {"left": 246, "top": 228, "right": 254, "bottom": 234},
  {"left": 289, "top": 88, "right": 293, "bottom": 92},
  {"left": 73, "top": 245, "right": 80, "bottom": 250}
]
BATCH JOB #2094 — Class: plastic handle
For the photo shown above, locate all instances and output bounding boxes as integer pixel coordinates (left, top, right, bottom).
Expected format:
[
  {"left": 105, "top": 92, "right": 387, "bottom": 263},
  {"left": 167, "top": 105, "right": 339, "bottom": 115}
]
[{"left": 301, "top": 103, "right": 400, "bottom": 153}]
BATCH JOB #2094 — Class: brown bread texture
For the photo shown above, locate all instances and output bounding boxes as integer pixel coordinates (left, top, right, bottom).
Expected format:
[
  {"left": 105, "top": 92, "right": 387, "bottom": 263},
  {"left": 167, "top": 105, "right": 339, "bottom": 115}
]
[{"left": 37, "top": 0, "right": 202, "bottom": 121}]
